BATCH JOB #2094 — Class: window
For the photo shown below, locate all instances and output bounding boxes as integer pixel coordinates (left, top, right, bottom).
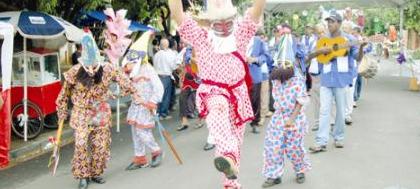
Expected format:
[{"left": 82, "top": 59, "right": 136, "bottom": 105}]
[
  {"left": 27, "top": 56, "right": 41, "bottom": 85},
  {"left": 44, "top": 55, "right": 59, "bottom": 82},
  {"left": 12, "top": 56, "right": 24, "bottom": 85}
]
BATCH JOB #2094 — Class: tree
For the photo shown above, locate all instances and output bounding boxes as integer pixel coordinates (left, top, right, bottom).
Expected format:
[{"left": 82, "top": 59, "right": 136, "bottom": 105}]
[{"left": 404, "top": 0, "right": 420, "bottom": 32}]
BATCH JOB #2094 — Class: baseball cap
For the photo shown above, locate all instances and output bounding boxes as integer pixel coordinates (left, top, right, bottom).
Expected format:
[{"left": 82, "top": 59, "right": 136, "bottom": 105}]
[{"left": 325, "top": 11, "right": 343, "bottom": 22}]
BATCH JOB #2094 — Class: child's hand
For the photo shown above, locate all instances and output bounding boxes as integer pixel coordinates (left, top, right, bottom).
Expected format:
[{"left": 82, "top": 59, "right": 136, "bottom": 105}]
[
  {"left": 144, "top": 102, "right": 157, "bottom": 110},
  {"left": 285, "top": 119, "right": 297, "bottom": 130}
]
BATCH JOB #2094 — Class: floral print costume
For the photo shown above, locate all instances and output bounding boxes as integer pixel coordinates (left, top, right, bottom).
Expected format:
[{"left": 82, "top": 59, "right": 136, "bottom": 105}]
[
  {"left": 126, "top": 63, "right": 164, "bottom": 164},
  {"left": 263, "top": 77, "right": 311, "bottom": 179},
  {"left": 178, "top": 13, "right": 257, "bottom": 188},
  {"left": 56, "top": 63, "right": 136, "bottom": 179}
]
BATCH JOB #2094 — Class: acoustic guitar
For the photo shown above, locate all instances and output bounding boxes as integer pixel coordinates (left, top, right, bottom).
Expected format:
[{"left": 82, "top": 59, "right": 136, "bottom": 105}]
[
  {"left": 316, "top": 36, "right": 350, "bottom": 64},
  {"left": 316, "top": 36, "right": 367, "bottom": 64}
]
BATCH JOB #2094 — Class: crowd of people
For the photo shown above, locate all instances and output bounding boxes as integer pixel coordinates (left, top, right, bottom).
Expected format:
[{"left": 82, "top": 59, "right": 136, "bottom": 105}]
[{"left": 60, "top": 0, "right": 376, "bottom": 188}]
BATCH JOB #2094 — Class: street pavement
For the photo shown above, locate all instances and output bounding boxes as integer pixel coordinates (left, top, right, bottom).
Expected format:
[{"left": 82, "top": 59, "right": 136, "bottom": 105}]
[{"left": 1, "top": 57, "right": 420, "bottom": 189}]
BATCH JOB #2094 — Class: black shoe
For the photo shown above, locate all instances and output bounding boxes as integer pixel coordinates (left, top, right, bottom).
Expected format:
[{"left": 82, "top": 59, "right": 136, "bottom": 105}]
[
  {"left": 78, "top": 179, "right": 88, "bottom": 189},
  {"left": 262, "top": 178, "right": 282, "bottom": 188},
  {"left": 125, "top": 162, "right": 149, "bottom": 171},
  {"left": 177, "top": 125, "right": 189, "bottom": 131},
  {"left": 151, "top": 153, "right": 163, "bottom": 168},
  {"left": 90, "top": 176, "right": 105, "bottom": 184},
  {"left": 251, "top": 126, "right": 260, "bottom": 134},
  {"left": 296, "top": 173, "right": 305, "bottom": 184},
  {"left": 214, "top": 156, "right": 238, "bottom": 180},
  {"left": 203, "top": 143, "right": 215, "bottom": 151}
]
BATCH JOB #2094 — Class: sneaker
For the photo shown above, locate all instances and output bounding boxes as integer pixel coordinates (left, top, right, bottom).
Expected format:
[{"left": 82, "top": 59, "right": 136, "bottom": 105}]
[
  {"left": 90, "top": 176, "right": 106, "bottom": 184},
  {"left": 151, "top": 153, "right": 163, "bottom": 168},
  {"left": 312, "top": 124, "right": 319, "bottom": 131},
  {"left": 194, "top": 122, "right": 205, "bottom": 129},
  {"left": 345, "top": 118, "right": 352, "bottom": 125},
  {"left": 265, "top": 111, "right": 273, "bottom": 117},
  {"left": 177, "top": 125, "right": 189, "bottom": 131},
  {"left": 78, "top": 179, "right": 88, "bottom": 189},
  {"left": 125, "top": 162, "right": 149, "bottom": 171},
  {"left": 262, "top": 178, "right": 282, "bottom": 188},
  {"left": 251, "top": 125, "right": 260, "bottom": 134},
  {"left": 296, "top": 173, "right": 305, "bottom": 184},
  {"left": 164, "top": 115, "right": 173, "bottom": 120},
  {"left": 214, "top": 156, "right": 238, "bottom": 180},
  {"left": 203, "top": 143, "right": 215, "bottom": 151},
  {"left": 309, "top": 145, "right": 327, "bottom": 153},
  {"left": 334, "top": 141, "right": 344, "bottom": 148}
]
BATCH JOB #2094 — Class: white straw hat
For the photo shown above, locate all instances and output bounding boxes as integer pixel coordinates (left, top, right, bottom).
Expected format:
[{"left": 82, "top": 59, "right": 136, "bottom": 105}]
[{"left": 197, "top": 0, "right": 238, "bottom": 21}]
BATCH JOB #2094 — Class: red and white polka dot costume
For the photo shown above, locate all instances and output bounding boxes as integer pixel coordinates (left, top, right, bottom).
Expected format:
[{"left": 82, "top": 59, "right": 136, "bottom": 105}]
[{"left": 178, "top": 13, "right": 258, "bottom": 188}]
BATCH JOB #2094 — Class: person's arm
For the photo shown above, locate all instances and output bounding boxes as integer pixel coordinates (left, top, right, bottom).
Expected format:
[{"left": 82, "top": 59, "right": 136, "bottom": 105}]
[
  {"left": 0, "top": 92, "right": 4, "bottom": 108},
  {"left": 250, "top": 0, "right": 266, "bottom": 23},
  {"left": 285, "top": 103, "right": 303, "bottom": 128},
  {"left": 356, "top": 40, "right": 369, "bottom": 62},
  {"left": 169, "top": 0, "right": 185, "bottom": 26},
  {"left": 147, "top": 65, "right": 164, "bottom": 110}
]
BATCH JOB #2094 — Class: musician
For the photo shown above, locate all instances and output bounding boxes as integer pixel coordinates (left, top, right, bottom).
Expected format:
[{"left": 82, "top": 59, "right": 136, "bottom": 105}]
[{"left": 307, "top": 11, "right": 367, "bottom": 153}]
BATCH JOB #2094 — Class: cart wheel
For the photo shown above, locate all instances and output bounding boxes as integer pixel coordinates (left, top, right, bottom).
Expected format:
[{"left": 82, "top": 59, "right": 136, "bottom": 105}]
[
  {"left": 11, "top": 102, "right": 44, "bottom": 140},
  {"left": 44, "top": 113, "right": 58, "bottom": 129}
]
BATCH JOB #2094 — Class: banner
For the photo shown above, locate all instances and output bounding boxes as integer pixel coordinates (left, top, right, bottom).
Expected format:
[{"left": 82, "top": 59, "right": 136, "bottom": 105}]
[{"left": 0, "top": 22, "right": 14, "bottom": 168}]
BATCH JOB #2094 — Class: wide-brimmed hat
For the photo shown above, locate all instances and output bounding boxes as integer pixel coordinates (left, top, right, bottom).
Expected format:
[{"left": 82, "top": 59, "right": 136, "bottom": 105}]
[{"left": 196, "top": 0, "right": 238, "bottom": 21}]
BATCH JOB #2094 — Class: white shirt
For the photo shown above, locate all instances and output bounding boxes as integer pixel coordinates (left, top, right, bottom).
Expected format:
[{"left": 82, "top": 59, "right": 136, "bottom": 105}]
[{"left": 153, "top": 49, "right": 178, "bottom": 76}]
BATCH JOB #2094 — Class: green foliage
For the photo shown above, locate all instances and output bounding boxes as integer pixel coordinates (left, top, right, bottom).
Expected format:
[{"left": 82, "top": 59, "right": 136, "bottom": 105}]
[
  {"left": 363, "top": 8, "right": 399, "bottom": 36},
  {"left": 404, "top": 0, "right": 420, "bottom": 32}
]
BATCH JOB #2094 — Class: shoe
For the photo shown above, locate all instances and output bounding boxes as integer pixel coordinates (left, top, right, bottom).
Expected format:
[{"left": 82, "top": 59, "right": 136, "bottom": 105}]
[
  {"left": 312, "top": 124, "right": 319, "bottom": 131},
  {"left": 265, "top": 111, "right": 273, "bottom": 117},
  {"left": 262, "top": 178, "right": 282, "bottom": 188},
  {"left": 334, "top": 141, "right": 344, "bottom": 148},
  {"left": 214, "top": 156, "right": 238, "bottom": 180},
  {"left": 309, "top": 145, "right": 327, "bottom": 153},
  {"left": 164, "top": 115, "right": 173, "bottom": 120},
  {"left": 125, "top": 162, "right": 149, "bottom": 171},
  {"left": 90, "top": 176, "right": 105, "bottom": 184},
  {"left": 194, "top": 122, "right": 204, "bottom": 129},
  {"left": 151, "top": 153, "right": 163, "bottom": 168},
  {"left": 78, "top": 179, "right": 89, "bottom": 189},
  {"left": 203, "top": 143, "right": 215, "bottom": 151},
  {"left": 345, "top": 118, "right": 352, "bottom": 125},
  {"left": 251, "top": 125, "right": 260, "bottom": 134},
  {"left": 296, "top": 173, "right": 305, "bottom": 184},
  {"left": 177, "top": 125, "right": 189, "bottom": 131}
]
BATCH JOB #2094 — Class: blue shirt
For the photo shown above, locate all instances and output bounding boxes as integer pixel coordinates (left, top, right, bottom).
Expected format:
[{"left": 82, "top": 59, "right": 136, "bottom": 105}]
[
  {"left": 319, "top": 32, "right": 358, "bottom": 88},
  {"left": 248, "top": 36, "right": 269, "bottom": 84}
]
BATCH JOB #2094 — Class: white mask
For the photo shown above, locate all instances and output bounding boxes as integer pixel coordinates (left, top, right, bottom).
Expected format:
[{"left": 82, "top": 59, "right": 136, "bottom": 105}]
[{"left": 208, "top": 30, "right": 237, "bottom": 54}]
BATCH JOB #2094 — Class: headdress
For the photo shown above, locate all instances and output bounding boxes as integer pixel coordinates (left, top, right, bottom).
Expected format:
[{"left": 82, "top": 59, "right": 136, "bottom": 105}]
[
  {"left": 122, "top": 30, "right": 154, "bottom": 78},
  {"left": 78, "top": 29, "right": 104, "bottom": 70}
]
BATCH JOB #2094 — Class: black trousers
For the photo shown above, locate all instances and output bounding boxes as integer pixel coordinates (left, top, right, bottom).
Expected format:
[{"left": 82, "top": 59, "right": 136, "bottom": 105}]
[
  {"left": 179, "top": 88, "right": 197, "bottom": 118},
  {"left": 250, "top": 83, "right": 262, "bottom": 126},
  {"left": 269, "top": 80, "right": 275, "bottom": 112}
]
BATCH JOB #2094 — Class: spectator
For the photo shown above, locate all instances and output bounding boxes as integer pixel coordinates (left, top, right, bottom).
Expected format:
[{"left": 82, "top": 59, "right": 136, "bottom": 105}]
[
  {"left": 153, "top": 38, "right": 179, "bottom": 119},
  {"left": 71, "top": 43, "right": 82, "bottom": 66}
]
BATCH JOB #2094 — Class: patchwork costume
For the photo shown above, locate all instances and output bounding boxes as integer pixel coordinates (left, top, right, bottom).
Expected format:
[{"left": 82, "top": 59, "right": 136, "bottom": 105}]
[
  {"left": 56, "top": 32, "right": 137, "bottom": 181},
  {"left": 263, "top": 77, "right": 311, "bottom": 179}
]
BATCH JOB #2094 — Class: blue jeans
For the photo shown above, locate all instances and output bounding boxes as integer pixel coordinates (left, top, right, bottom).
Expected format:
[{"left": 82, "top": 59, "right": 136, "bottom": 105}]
[
  {"left": 158, "top": 75, "right": 173, "bottom": 117},
  {"left": 354, "top": 74, "right": 363, "bottom": 101},
  {"left": 316, "top": 86, "right": 346, "bottom": 145}
]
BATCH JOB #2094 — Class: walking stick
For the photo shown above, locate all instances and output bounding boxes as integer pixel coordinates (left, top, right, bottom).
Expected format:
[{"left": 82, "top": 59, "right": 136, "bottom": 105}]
[
  {"left": 48, "top": 82, "right": 70, "bottom": 176},
  {"left": 48, "top": 119, "right": 65, "bottom": 176},
  {"left": 154, "top": 114, "right": 183, "bottom": 165}
]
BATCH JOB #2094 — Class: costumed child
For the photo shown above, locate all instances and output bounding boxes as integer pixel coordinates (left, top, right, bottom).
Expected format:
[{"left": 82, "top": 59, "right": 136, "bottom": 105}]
[
  {"left": 122, "top": 31, "right": 165, "bottom": 170},
  {"left": 262, "top": 30, "right": 311, "bottom": 188}
]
